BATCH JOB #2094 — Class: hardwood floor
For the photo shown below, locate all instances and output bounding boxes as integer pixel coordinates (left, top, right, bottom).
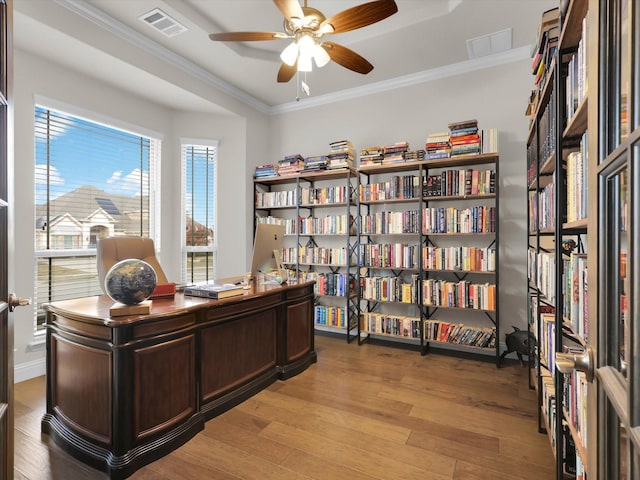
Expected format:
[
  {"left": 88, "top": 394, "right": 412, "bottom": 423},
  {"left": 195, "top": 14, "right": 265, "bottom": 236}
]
[{"left": 14, "top": 335, "right": 555, "bottom": 480}]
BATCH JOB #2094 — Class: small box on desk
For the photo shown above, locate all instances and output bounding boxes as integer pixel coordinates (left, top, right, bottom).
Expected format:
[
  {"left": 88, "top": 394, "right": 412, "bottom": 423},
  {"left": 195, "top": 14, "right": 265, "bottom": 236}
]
[
  {"left": 109, "top": 300, "right": 152, "bottom": 317},
  {"left": 150, "top": 282, "right": 176, "bottom": 299}
]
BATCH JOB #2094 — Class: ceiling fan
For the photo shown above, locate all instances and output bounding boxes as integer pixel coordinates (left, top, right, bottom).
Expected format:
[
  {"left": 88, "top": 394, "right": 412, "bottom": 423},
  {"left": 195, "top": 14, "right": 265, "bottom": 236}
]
[{"left": 209, "top": 0, "right": 398, "bottom": 83}]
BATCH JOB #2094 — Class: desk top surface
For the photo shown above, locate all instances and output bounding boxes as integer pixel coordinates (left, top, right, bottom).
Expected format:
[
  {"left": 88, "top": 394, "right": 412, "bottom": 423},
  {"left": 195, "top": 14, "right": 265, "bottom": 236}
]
[{"left": 45, "top": 280, "right": 314, "bottom": 327}]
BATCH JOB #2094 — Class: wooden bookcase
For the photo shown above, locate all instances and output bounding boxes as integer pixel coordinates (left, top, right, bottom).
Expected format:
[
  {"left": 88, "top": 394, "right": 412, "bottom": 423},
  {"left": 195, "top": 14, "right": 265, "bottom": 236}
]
[
  {"left": 254, "top": 169, "right": 361, "bottom": 341},
  {"left": 526, "top": 1, "right": 589, "bottom": 477},
  {"left": 358, "top": 153, "right": 500, "bottom": 365}
]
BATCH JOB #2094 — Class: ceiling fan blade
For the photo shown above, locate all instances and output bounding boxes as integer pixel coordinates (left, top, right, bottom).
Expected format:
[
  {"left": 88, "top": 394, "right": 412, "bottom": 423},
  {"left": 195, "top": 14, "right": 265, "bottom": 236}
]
[
  {"left": 322, "top": 41, "right": 374, "bottom": 74},
  {"left": 277, "top": 62, "right": 297, "bottom": 83},
  {"left": 273, "top": 0, "right": 304, "bottom": 21},
  {"left": 209, "top": 31, "right": 286, "bottom": 42},
  {"left": 319, "top": 0, "right": 398, "bottom": 34}
]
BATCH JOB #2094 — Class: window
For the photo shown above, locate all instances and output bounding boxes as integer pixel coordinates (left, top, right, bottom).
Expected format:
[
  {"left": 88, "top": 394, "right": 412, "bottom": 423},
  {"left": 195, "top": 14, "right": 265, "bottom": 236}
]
[
  {"left": 34, "top": 105, "right": 160, "bottom": 331},
  {"left": 182, "top": 141, "right": 217, "bottom": 283}
]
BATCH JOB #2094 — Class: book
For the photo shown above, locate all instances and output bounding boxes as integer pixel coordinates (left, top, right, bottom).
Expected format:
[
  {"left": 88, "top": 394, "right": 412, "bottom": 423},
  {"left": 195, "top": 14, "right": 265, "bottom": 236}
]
[
  {"left": 109, "top": 300, "right": 152, "bottom": 317},
  {"left": 183, "top": 282, "right": 245, "bottom": 299},
  {"left": 150, "top": 282, "right": 176, "bottom": 299}
]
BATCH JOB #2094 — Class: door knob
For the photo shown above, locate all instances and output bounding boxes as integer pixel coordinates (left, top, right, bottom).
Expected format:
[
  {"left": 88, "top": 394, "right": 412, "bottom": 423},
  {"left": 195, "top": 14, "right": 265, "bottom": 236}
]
[
  {"left": 556, "top": 347, "right": 594, "bottom": 382},
  {"left": 8, "top": 293, "right": 31, "bottom": 312}
]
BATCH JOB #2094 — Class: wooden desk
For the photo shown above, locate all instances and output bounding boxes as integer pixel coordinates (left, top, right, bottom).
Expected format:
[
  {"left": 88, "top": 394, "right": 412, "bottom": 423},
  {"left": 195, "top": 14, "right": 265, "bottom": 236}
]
[{"left": 41, "top": 281, "right": 316, "bottom": 479}]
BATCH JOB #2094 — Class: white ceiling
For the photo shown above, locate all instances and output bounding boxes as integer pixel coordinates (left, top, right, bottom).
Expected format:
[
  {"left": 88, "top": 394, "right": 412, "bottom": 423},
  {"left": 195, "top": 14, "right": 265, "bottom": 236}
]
[{"left": 13, "top": 0, "right": 555, "bottom": 112}]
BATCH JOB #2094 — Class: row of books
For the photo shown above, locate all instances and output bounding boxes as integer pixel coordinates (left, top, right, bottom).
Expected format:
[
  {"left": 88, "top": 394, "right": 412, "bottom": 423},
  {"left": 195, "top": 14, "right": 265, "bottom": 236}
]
[
  {"left": 255, "top": 189, "right": 298, "bottom": 208},
  {"left": 360, "top": 275, "right": 418, "bottom": 303},
  {"left": 422, "top": 246, "right": 496, "bottom": 273},
  {"left": 530, "top": 177, "right": 557, "bottom": 230},
  {"left": 424, "top": 320, "right": 495, "bottom": 348},
  {"left": 566, "top": 132, "right": 588, "bottom": 223},
  {"left": 421, "top": 279, "right": 496, "bottom": 311},
  {"left": 300, "top": 185, "right": 349, "bottom": 205},
  {"left": 300, "top": 272, "right": 352, "bottom": 297},
  {"left": 360, "top": 312, "right": 421, "bottom": 339},
  {"left": 360, "top": 210, "right": 420, "bottom": 235},
  {"left": 359, "top": 242, "right": 419, "bottom": 270},
  {"left": 282, "top": 246, "right": 351, "bottom": 266},
  {"left": 422, "top": 205, "right": 496, "bottom": 234},
  {"left": 314, "top": 305, "right": 348, "bottom": 328},
  {"left": 562, "top": 252, "right": 588, "bottom": 341},
  {"left": 254, "top": 140, "right": 356, "bottom": 179},
  {"left": 257, "top": 129, "right": 500, "bottom": 178},
  {"left": 358, "top": 175, "right": 421, "bottom": 202},
  {"left": 423, "top": 169, "right": 495, "bottom": 197},
  {"left": 298, "top": 214, "right": 356, "bottom": 236},
  {"left": 527, "top": 85, "right": 557, "bottom": 187},
  {"left": 565, "top": 16, "right": 588, "bottom": 122},
  {"left": 533, "top": 250, "right": 556, "bottom": 305}
]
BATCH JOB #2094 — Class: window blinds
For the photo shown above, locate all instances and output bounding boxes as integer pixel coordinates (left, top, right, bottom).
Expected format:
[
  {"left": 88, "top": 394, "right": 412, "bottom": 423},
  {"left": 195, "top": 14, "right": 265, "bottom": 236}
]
[{"left": 33, "top": 105, "right": 159, "bottom": 329}]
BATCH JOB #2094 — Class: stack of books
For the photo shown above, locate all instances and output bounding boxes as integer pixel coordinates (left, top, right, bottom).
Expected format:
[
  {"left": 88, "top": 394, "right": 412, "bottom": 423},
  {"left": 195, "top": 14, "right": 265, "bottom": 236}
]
[
  {"left": 531, "top": 7, "right": 559, "bottom": 86},
  {"left": 425, "top": 132, "right": 451, "bottom": 160},
  {"left": 254, "top": 163, "right": 278, "bottom": 178},
  {"left": 304, "top": 155, "right": 328, "bottom": 172},
  {"left": 404, "top": 149, "right": 425, "bottom": 162},
  {"left": 448, "top": 120, "right": 481, "bottom": 156},
  {"left": 277, "top": 154, "right": 305, "bottom": 176},
  {"left": 359, "top": 146, "right": 384, "bottom": 166},
  {"left": 481, "top": 128, "right": 499, "bottom": 154},
  {"left": 526, "top": 7, "right": 560, "bottom": 118},
  {"left": 327, "top": 140, "right": 354, "bottom": 169},
  {"left": 382, "top": 141, "right": 409, "bottom": 164}
]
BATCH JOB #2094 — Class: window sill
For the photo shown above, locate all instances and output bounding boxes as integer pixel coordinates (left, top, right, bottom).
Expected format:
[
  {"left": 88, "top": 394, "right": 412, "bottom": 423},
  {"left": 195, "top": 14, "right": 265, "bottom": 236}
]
[{"left": 27, "top": 334, "right": 46, "bottom": 352}]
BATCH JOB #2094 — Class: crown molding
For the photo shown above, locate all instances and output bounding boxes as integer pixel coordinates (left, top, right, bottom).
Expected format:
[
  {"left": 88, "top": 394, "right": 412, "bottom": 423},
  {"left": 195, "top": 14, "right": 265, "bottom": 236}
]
[
  {"left": 269, "top": 45, "right": 531, "bottom": 114},
  {"left": 54, "top": 0, "right": 272, "bottom": 114}
]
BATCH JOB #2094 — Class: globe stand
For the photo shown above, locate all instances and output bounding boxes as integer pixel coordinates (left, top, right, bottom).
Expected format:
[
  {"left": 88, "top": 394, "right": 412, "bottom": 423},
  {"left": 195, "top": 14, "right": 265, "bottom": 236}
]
[{"left": 109, "top": 300, "right": 153, "bottom": 317}]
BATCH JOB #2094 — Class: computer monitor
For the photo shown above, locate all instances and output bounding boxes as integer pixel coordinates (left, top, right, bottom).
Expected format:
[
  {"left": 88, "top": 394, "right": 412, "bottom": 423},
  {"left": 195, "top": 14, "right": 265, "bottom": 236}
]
[{"left": 250, "top": 223, "right": 287, "bottom": 284}]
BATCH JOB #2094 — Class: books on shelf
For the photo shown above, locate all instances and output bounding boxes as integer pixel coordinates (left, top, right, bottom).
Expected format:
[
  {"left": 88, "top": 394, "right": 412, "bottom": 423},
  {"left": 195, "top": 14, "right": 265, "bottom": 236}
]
[
  {"left": 448, "top": 119, "right": 481, "bottom": 156},
  {"left": 183, "top": 282, "right": 245, "bottom": 299},
  {"left": 424, "top": 320, "right": 495, "bottom": 348},
  {"left": 481, "top": 128, "right": 499, "bottom": 154},
  {"left": 425, "top": 132, "right": 451, "bottom": 160},
  {"left": 254, "top": 163, "right": 278, "bottom": 178},
  {"left": 278, "top": 154, "right": 305, "bottom": 176},
  {"left": 359, "top": 146, "right": 384, "bottom": 166},
  {"left": 327, "top": 139, "right": 354, "bottom": 169}
]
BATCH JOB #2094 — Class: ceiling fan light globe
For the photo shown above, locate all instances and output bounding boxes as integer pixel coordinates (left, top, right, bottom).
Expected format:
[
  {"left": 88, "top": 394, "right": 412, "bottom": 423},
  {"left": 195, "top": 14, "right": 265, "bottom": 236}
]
[
  {"left": 313, "top": 44, "right": 331, "bottom": 68},
  {"left": 297, "top": 34, "right": 316, "bottom": 56},
  {"left": 280, "top": 42, "right": 299, "bottom": 66},
  {"left": 298, "top": 54, "right": 313, "bottom": 72}
]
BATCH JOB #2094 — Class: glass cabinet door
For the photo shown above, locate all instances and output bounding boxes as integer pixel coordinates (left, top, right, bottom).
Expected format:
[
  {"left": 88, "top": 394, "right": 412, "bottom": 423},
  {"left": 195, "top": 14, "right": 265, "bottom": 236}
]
[{"left": 594, "top": 0, "right": 639, "bottom": 477}]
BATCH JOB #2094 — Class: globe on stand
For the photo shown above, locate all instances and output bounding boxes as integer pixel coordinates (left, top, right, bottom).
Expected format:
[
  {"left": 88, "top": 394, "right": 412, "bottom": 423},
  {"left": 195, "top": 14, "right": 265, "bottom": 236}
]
[{"left": 105, "top": 259, "right": 157, "bottom": 305}]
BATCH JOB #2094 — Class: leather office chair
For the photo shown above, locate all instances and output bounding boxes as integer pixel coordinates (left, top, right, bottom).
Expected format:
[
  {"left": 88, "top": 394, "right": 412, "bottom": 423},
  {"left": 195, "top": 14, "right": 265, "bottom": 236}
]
[{"left": 97, "top": 236, "right": 168, "bottom": 294}]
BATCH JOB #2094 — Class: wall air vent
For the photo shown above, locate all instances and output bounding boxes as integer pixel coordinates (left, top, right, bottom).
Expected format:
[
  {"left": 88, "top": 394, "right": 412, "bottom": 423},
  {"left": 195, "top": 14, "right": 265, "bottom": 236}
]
[
  {"left": 466, "top": 28, "right": 512, "bottom": 59},
  {"left": 139, "top": 8, "right": 187, "bottom": 38}
]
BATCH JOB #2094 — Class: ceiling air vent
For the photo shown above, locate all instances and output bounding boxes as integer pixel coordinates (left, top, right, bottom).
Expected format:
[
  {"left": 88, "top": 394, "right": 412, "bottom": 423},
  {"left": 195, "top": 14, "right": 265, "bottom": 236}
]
[
  {"left": 139, "top": 8, "right": 187, "bottom": 38},
  {"left": 466, "top": 28, "right": 512, "bottom": 59}
]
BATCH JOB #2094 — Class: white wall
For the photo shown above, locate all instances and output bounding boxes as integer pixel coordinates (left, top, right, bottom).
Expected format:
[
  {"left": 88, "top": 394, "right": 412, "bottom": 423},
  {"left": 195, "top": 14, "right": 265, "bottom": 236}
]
[
  {"left": 12, "top": 49, "right": 261, "bottom": 381},
  {"left": 267, "top": 60, "right": 533, "bottom": 345}
]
